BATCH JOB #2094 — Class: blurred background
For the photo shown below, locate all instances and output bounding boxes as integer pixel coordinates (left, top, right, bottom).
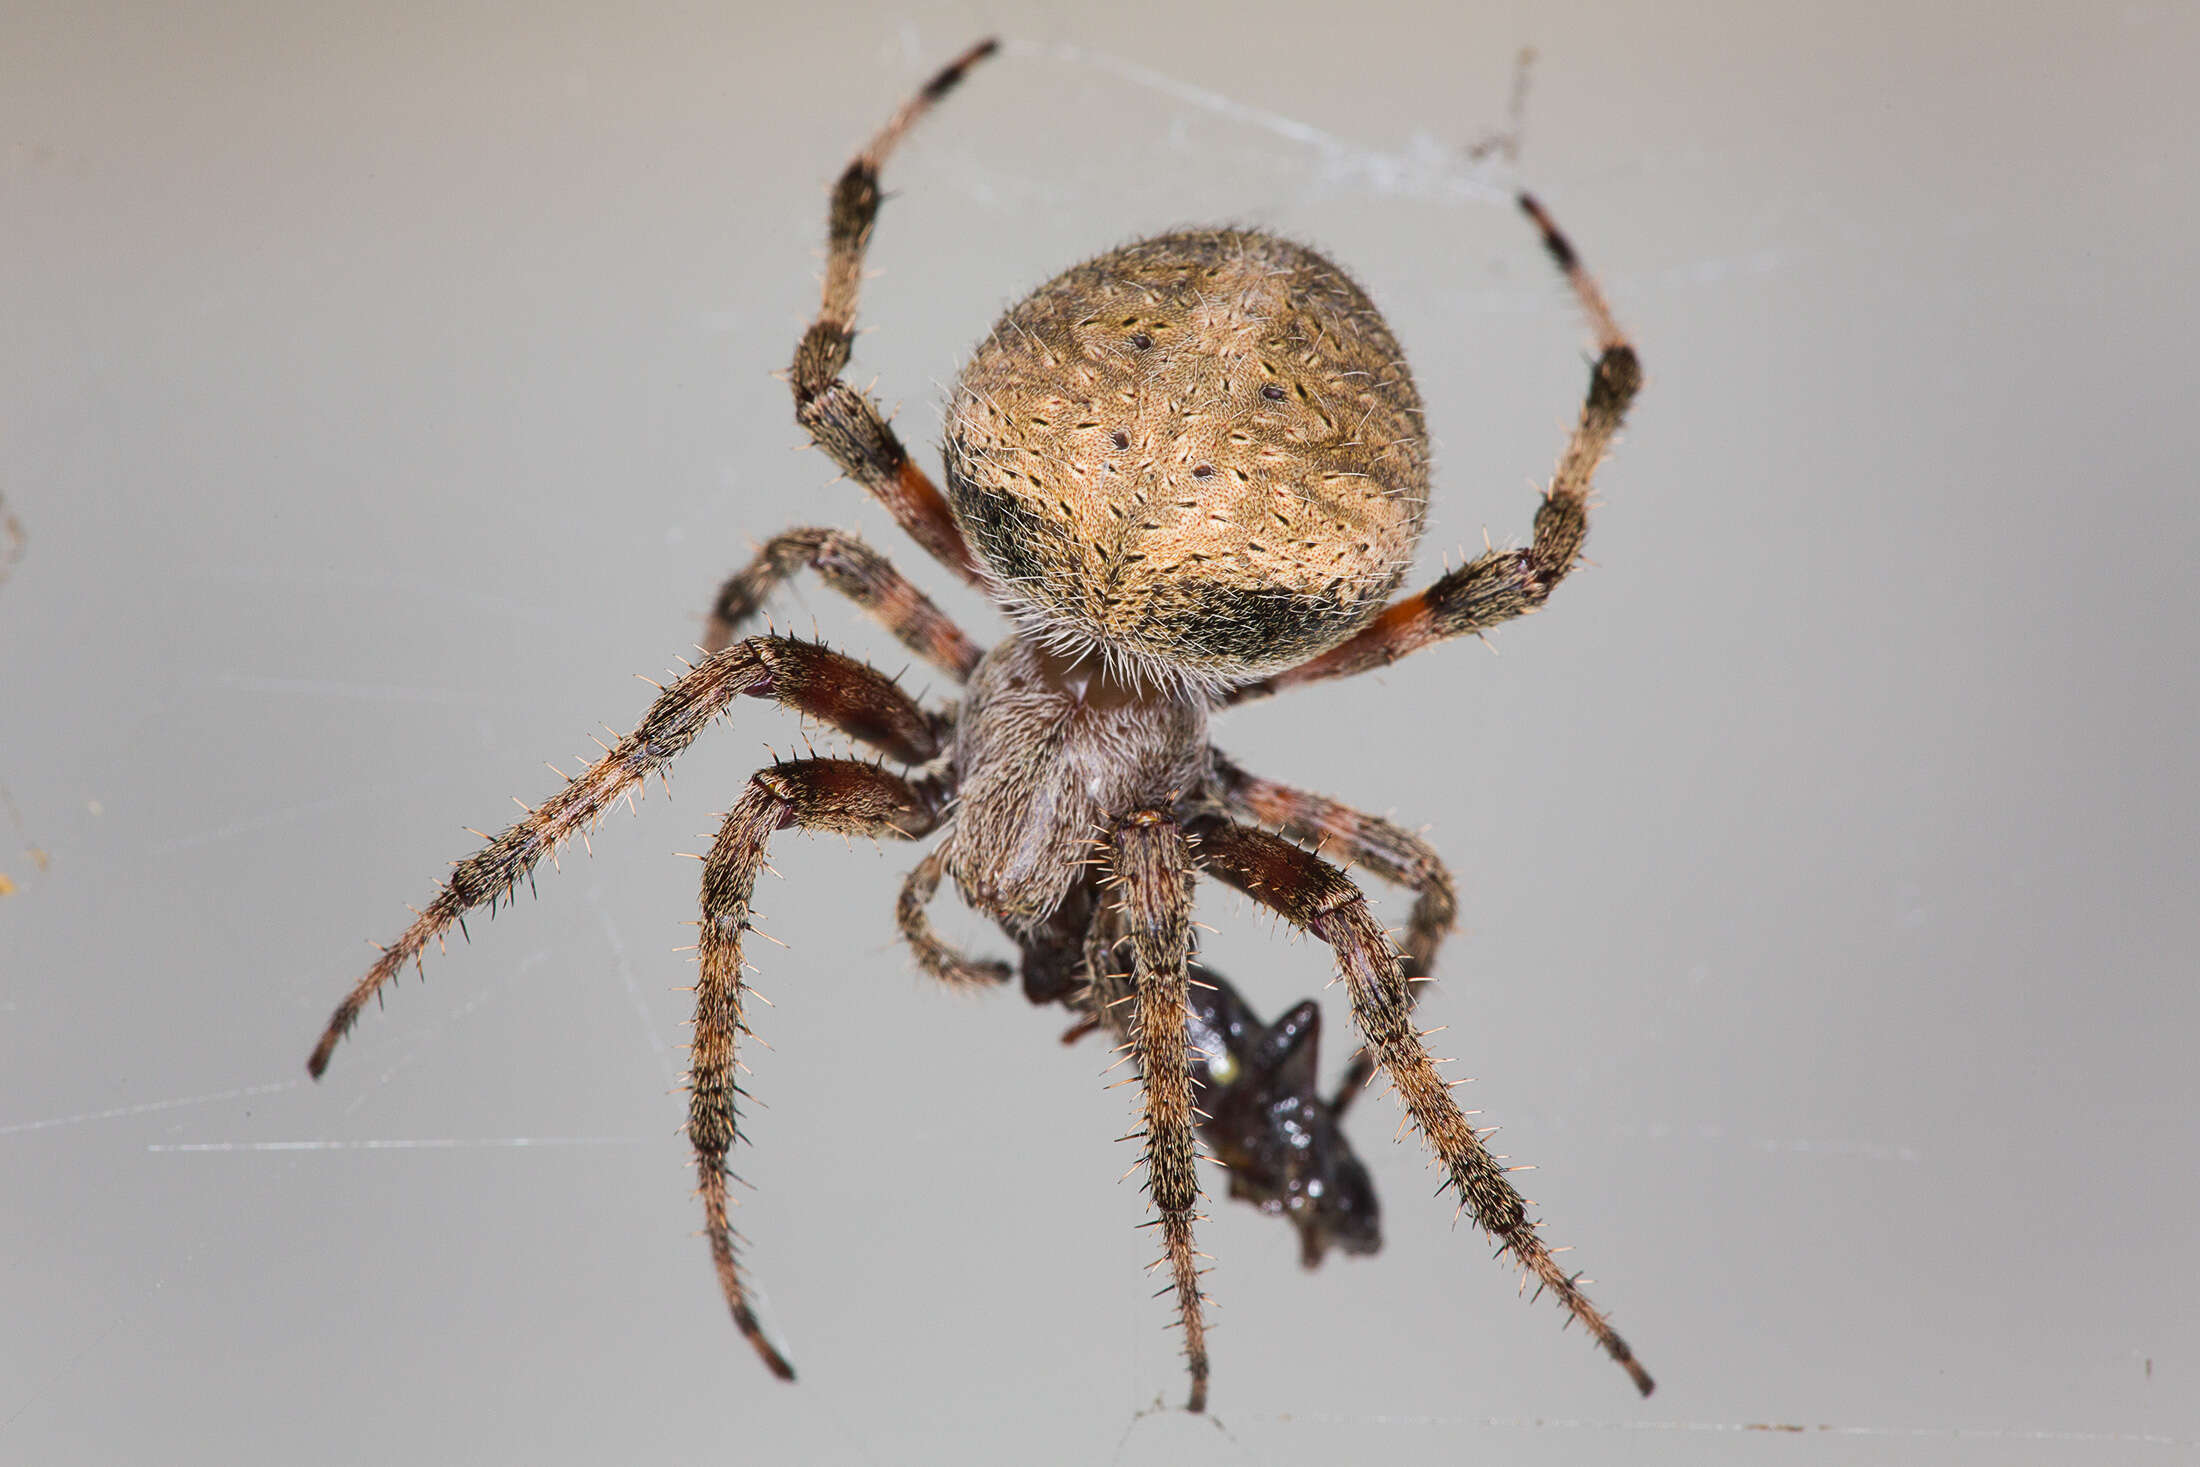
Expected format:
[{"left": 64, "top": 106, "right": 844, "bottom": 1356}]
[{"left": 4, "top": 2, "right": 2195, "bottom": 1462}]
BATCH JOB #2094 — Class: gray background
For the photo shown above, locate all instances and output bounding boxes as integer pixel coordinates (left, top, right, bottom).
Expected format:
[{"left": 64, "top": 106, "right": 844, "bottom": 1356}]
[{"left": 4, "top": 1, "right": 2195, "bottom": 1462}]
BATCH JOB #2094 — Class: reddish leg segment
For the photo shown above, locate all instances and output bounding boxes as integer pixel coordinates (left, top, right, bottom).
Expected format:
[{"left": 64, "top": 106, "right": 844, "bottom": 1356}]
[
  {"left": 1209, "top": 750, "right": 1458, "bottom": 1113},
  {"left": 306, "top": 635, "right": 947, "bottom": 1078},
  {"left": 1227, "top": 194, "right": 1640, "bottom": 703},
  {"left": 703, "top": 526, "right": 984, "bottom": 680},
  {"left": 788, "top": 40, "right": 998, "bottom": 584}
]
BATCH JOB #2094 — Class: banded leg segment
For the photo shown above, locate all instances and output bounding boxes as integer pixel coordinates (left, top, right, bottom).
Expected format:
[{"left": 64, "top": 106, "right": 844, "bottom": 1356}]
[
  {"left": 1104, "top": 812, "right": 1211, "bottom": 1412},
  {"left": 1209, "top": 749, "right": 1457, "bottom": 1113},
  {"left": 692, "top": 758, "right": 943, "bottom": 1380},
  {"left": 1227, "top": 194, "right": 1641, "bottom": 703},
  {"left": 306, "top": 636, "right": 948, "bottom": 1078},
  {"left": 1189, "top": 814, "right": 1654, "bottom": 1397},
  {"left": 704, "top": 526, "right": 983, "bottom": 680},
  {"left": 790, "top": 40, "right": 997, "bottom": 584}
]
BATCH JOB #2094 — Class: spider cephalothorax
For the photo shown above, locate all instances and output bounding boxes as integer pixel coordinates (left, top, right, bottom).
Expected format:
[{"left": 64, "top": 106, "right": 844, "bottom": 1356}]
[{"left": 307, "top": 39, "right": 1650, "bottom": 1413}]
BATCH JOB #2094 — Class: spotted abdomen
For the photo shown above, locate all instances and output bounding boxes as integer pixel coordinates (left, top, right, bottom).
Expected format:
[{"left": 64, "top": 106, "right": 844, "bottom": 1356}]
[{"left": 942, "top": 229, "right": 1429, "bottom": 692}]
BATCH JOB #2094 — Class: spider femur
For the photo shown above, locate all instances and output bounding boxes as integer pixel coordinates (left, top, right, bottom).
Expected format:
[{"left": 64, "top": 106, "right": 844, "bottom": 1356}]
[{"left": 943, "top": 229, "right": 1429, "bottom": 692}]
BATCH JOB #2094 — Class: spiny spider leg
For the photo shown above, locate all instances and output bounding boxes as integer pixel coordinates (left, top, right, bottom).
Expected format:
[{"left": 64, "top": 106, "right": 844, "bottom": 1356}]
[
  {"left": 1187, "top": 813, "right": 1655, "bottom": 1397},
  {"left": 1226, "top": 193, "right": 1641, "bottom": 703},
  {"left": 703, "top": 527, "right": 984, "bottom": 680},
  {"left": 790, "top": 38, "right": 998, "bottom": 585},
  {"left": 1011, "top": 875, "right": 1383, "bottom": 1269},
  {"left": 306, "top": 635, "right": 947, "bottom": 1078},
  {"left": 1103, "top": 811, "right": 1211, "bottom": 1412},
  {"left": 896, "top": 844, "right": 1013, "bottom": 989},
  {"left": 692, "top": 757, "right": 946, "bottom": 1380},
  {"left": 1209, "top": 749, "right": 1457, "bottom": 1116}
]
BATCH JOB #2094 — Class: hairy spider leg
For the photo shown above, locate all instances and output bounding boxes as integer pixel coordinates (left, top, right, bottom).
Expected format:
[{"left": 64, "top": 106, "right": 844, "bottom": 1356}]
[
  {"left": 693, "top": 757, "right": 947, "bottom": 1380},
  {"left": 1100, "top": 811, "right": 1211, "bottom": 1412},
  {"left": 306, "top": 635, "right": 948, "bottom": 1077},
  {"left": 1226, "top": 193, "right": 1642, "bottom": 703},
  {"left": 704, "top": 527, "right": 985, "bottom": 678},
  {"left": 1209, "top": 750, "right": 1458, "bottom": 1115},
  {"left": 788, "top": 38, "right": 999, "bottom": 585},
  {"left": 1188, "top": 814, "right": 1655, "bottom": 1397}
]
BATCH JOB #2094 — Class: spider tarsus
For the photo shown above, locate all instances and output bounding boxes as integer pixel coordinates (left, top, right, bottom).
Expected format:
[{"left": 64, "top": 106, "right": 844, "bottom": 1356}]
[
  {"left": 759, "top": 1346, "right": 796, "bottom": 1382},
  {"left": 1621, "top": 1351, "right": 1656, "bottom": 1396},
  {"left": 1517, "top": 191, "right": 1576, "bottom": 269},
  {"left": 922, "top": 37, "right": 1000, "bottom": 102}
]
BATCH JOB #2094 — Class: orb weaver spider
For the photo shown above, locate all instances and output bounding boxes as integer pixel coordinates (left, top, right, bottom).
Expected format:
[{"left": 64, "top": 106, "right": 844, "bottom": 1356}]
[{"left": 308, "top": 38, "right": 1650, "bottom": 1412}]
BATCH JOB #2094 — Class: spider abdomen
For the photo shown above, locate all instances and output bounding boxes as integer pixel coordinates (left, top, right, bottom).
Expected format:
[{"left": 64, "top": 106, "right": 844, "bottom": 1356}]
[{"left": 942, "top": 229, "right": 1430, "bottom": 691}]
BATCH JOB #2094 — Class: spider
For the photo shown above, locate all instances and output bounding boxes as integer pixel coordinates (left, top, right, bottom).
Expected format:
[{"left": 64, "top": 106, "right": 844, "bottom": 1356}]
[{"left": 306, "top": 37, "right": 1651, "bottom": 1412}]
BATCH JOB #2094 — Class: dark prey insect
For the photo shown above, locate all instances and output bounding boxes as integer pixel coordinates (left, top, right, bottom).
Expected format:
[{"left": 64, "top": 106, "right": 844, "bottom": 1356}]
[{"left": 306, "top": 38, "right": 1651, "bottom": 1411}]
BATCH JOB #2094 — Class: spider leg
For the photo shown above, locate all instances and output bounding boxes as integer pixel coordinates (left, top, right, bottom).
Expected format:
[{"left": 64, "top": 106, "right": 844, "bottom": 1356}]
[
  {"left": 1188, "top": 813, "right": 1655, "bottom": 1398},
  {"left": 703, "top": 526, "right": 983, "bottom": 680},
  {"left": 1101, "top": 811, "right": 1211, "bottom": 1413},
  {"left": 790, "top": 39, "right": 997, "bottom": 585},
  {"left": 1208, "top": 749, "right": 1457, "bottom": 1116},
  {"left": 1226, "top": 194, "right": 1641, "bottom": 703},
  {"left": 692, "top": 756, "right": 945, "bottom": 1381},
  {"left": 306, "top": 635, "right": 949, "bottom": 1077},
  {"left": 896, "top": 843, "right": 1013, "bottom": 989},
  {"left": 1020, "top": 870, "right": 1382, "bottom": 1266}
]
